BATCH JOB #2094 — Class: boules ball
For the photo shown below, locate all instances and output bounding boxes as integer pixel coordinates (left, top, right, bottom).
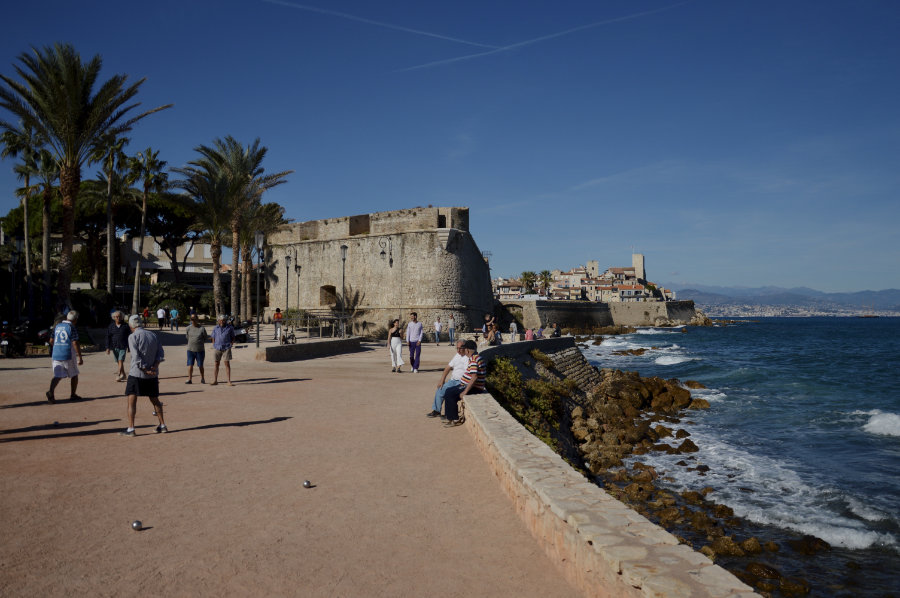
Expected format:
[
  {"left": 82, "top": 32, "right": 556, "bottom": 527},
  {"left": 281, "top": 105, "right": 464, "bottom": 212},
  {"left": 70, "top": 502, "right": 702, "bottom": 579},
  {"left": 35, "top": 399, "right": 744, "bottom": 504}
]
[
  {"left": 131, "top": 520, "right": 143, "bottom": 531},
  {"left": 303, "top": 480, "right": 311, "bottom": 489}
]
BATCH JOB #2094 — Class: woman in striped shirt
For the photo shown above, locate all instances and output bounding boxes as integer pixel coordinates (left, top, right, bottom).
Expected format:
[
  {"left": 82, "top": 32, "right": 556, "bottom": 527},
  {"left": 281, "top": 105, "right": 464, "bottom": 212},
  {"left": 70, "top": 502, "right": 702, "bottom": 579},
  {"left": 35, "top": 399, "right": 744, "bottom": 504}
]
[{"left": 443, "top": 340, "right": 485, "bottom": 426}]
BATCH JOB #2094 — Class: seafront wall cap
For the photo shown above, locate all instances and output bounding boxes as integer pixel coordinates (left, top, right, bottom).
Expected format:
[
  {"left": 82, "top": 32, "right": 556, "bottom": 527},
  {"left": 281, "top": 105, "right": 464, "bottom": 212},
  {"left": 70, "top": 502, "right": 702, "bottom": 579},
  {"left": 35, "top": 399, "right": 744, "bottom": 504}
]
[{"left": 463, "top": 340, "right": 477, "bottom": 351}]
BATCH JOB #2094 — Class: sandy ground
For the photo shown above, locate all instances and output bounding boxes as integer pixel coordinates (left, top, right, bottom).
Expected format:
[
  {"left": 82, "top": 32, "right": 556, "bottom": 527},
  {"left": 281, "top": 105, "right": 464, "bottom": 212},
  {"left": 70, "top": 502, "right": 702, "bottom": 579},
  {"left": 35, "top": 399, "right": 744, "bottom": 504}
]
[{"left": 0, "top": 327, "right": 577, "bottom": 597}]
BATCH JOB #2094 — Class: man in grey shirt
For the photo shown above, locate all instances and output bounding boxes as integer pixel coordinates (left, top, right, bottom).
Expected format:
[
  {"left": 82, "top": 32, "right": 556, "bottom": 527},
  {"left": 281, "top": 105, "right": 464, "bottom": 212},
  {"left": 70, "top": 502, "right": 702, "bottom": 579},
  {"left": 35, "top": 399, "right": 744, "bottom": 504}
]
[
  {"left": 185, "top": 314, "right": 208, "bottom": 384},
  {"left": 120, "top": 314, "right": 168, "bottom": 436}
]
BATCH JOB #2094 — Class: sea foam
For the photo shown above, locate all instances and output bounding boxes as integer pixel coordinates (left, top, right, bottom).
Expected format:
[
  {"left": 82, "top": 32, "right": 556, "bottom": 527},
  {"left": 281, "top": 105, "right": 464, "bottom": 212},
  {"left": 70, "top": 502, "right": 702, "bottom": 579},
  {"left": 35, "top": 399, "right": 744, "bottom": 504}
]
[{"left": 861, "top": 411, "right": 900, "bottom": 437}]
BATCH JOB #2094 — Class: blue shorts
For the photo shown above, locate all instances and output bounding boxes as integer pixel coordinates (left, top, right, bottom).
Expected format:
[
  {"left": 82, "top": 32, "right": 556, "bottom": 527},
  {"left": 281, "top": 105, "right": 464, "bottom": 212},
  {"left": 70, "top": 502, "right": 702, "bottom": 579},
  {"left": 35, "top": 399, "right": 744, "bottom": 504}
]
[
  {"left": 111, "top": 348, "right": 127, "bottom": 362},
  {"left": 187, "top": 350, "right": 205, "bottom": 367}
]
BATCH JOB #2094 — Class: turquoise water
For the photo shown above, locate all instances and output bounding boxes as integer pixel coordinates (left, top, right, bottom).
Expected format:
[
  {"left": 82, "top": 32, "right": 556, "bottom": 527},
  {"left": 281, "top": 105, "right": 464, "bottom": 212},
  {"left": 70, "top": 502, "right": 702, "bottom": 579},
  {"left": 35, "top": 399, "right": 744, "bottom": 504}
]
[{"left": 581, "top": 317, "right": 900, "bottom": 594}]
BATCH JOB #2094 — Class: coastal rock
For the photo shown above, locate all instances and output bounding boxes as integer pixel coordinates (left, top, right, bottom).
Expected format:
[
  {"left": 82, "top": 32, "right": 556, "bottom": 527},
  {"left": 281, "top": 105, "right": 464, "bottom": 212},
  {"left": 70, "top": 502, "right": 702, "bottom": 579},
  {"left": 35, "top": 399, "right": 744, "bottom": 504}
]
[
  {"left": 676, "top": 438, "right": 700, "bottom": 453},
  {"left": 787, "top": 535, "right": 831, "bottom": 555},
  {"left": 740, "top": 537, "right": 763, "bottom": 554},
  {"left": 764, "top": 541, "right": 780, "bottom": 552},
  {"left": 684, "top": 380, "right": 707, "bottom": 389},
  {"left": 688, "top": 398, "right": 710, "bottom": 409},
  {"left": 779, "top": 576, "right": 811, "bottom": 597},
  {"left": 700, "top": 545, "right": 716, "bottom": 560},
  {"left": 675, "top": 428, "right": 691, "bottom": 438},
  {"left": 746, "top": 561, "right": 782, "bottom": 580},
  {"left": 654, "top": 424, "right": 673, "bottom": 438},
  {"left": 710, "top": 535, "right": 746, "bottom": 557}
]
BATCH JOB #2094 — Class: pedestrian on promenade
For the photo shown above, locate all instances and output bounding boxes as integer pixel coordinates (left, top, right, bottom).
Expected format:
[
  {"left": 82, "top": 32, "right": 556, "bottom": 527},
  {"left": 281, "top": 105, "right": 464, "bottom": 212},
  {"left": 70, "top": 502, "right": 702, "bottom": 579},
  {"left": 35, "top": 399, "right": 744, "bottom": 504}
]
[
  {"left": 46, "top": 311, "right": 84, "bottom": 403},
  {"left": 169, "top": 306, "right": 180, "bottom": 331},
  {"left": 509, "top": 320, "right": 518, "bottom": 342},
  {"left": 210, "top": 314, "right": 235, "bottom": 386},
  {"left": 447, "top": 314, "right": 455, "bottom": 344},
  {"left": 388, "top": 318, "right": 404, "bottom": 373},
  {"left": 142, "top": 306, "right": 150, "bottom": 321},
  {"left": 273, "top": 308, "right": 283, "bottom": 341},
  {"left": 106, "top": 310, "right": 131, "bottom": 382},
  {"left": 525, "top": 328, "right": 534, "bottom": 341},
  {"left": 156, "top": 306, "right": 166, "bottom": 329},
  {"left": 433, "top": 316, "right": 442, "bottom": 345},
  {"left": 443, "top": 340, "right": 486, "bottom": 427},
  {"left": 185, "top": 314, "right": 208, "bottom": 384},
  {"left": 119, "top": 314, "right": 167, "bottom": 436},
  {"left": 426, "top": 339, "right": 467, "bottom": 418},
  {"left": 405, "top": 312, "right": 423, "bottom": 373}
]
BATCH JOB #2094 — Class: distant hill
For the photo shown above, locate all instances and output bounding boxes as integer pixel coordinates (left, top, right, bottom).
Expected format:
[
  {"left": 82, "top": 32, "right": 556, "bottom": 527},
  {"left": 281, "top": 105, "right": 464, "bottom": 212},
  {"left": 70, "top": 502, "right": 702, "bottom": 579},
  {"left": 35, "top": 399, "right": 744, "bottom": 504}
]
[{"left": 663, "top": 285, "right": 900, "bottom": 312}]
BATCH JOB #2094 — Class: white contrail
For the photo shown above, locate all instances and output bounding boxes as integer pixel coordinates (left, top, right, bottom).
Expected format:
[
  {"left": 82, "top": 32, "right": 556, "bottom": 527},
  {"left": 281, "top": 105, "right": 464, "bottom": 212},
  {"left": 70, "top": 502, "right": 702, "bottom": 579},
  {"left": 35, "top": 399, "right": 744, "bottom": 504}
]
[
  {"left": 261, "top": 0, "right": 499, "bottom": 49},
  {"left": 395, "top": 0, "right": 693, "bottom": 73}
]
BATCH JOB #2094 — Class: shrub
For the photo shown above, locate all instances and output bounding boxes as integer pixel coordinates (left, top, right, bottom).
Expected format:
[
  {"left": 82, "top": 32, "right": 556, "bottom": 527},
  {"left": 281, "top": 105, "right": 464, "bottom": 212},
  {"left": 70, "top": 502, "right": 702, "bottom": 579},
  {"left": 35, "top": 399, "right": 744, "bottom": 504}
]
[{"left": 529, "top": 348, "right": 555, "bottom": 369}]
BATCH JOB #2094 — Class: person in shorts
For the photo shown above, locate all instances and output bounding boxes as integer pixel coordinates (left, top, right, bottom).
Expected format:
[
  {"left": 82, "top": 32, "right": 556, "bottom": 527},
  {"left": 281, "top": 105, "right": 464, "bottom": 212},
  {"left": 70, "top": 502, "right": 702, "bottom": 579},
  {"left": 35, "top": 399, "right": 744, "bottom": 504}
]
[
  {"left": 210, "top": 314, "right": 235, "bottom": 386},
  {"left": 120, "top": 314, "right": 167, "bottom": 436},
  {"left": 105, "top": 310, "right": 131, "bottom": 382},
  {"left": 185, "top": 314, "right": 209, "bottom": 384},
  {"left": 47, "top": 311, "right": 84, "bottom": 403}
]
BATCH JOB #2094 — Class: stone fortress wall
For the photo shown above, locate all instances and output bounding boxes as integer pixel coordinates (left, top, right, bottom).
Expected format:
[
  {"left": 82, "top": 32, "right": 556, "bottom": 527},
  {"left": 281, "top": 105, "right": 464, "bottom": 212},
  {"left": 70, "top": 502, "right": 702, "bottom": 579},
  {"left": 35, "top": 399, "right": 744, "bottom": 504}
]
[
  {"left": 502, "top": 299, "right": 698, "bottom": 330},
  {"left": 266, "top": 207, "right": 493, "bottom": 334}
]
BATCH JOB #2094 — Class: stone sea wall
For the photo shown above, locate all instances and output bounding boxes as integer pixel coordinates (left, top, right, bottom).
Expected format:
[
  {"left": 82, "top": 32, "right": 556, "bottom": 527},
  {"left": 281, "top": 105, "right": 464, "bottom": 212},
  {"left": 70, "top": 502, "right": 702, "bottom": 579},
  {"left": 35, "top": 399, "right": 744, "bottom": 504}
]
[
  {"left": 464, "top": 338, "right": 757, "bottom": 597},
  {"left": 501, "top": 300, "right": 699, "bottom": 330}
]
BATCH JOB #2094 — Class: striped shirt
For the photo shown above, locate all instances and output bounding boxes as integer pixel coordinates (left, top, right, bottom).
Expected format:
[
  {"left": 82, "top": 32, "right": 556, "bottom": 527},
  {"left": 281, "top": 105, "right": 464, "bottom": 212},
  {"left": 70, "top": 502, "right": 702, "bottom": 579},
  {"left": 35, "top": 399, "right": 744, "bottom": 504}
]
[{"left": 460, "top": 354, "right": 486, "bottom": 392}]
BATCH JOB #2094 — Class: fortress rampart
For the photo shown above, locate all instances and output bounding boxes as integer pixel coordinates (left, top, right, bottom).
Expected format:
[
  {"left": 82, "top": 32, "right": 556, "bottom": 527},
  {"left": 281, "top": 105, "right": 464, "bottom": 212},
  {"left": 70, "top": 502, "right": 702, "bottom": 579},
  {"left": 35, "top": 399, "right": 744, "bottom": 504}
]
[
  {"left": 502, "top": 299, "right": 698, "bottom": 330},
  {"left": 266, "top": 207, "right": 492, "bottom": 333}
]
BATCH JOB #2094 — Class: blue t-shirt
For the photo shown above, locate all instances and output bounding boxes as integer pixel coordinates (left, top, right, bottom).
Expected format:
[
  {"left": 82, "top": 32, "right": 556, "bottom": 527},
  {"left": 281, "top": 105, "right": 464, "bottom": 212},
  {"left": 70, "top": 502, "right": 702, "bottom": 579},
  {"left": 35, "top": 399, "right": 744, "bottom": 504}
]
[{"left": 51, "top": 321, "right": 78, "bottom": 361}]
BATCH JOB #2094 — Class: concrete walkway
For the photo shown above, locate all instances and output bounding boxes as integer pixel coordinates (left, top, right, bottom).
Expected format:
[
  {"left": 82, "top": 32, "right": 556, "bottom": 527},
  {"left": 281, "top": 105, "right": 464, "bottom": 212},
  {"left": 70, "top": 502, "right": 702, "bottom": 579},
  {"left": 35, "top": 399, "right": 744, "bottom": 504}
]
[{"left": 0, "top": 332, "right": 578, "bottom": 597}]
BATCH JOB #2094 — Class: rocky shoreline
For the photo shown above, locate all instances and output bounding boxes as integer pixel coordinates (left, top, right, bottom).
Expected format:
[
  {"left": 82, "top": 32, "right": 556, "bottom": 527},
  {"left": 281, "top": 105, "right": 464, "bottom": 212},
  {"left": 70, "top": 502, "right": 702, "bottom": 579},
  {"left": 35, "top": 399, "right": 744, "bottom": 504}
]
[{"left": 484, "top": 334, "right": 886, "bottom": 598}]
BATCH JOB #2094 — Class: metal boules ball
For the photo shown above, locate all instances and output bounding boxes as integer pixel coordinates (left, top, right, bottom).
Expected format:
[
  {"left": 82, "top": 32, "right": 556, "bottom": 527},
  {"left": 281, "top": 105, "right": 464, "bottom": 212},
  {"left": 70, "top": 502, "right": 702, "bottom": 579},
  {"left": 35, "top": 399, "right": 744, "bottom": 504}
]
[
  {"left": 303, "top": 480, "right": 312, "bottom": 489},
  {"left": 132, "top": 520, "right": 143, "bottom": 531}
]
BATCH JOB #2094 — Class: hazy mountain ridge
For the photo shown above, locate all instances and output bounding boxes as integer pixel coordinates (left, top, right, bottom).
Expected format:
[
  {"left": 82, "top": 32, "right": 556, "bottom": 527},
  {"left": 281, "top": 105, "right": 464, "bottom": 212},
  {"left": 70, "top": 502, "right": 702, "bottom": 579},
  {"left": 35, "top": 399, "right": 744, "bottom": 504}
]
[{"left": 664, "top": 285, "right": 900, "bottom": 311}]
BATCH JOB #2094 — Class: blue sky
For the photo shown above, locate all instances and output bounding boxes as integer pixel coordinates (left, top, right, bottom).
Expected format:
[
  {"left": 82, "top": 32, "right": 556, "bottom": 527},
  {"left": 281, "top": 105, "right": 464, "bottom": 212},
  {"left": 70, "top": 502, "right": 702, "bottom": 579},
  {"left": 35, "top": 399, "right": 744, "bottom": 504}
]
[{"left": 2, "top": 0, "right": 898, "bottom": 293}]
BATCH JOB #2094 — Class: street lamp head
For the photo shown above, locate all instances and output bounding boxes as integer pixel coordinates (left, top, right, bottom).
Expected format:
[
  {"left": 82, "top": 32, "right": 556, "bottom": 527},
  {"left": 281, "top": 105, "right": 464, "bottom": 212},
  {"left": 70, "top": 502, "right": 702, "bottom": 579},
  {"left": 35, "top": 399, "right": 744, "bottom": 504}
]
[
  {"left": 255, "top": 231, "right": 265, "bottom": 252},
  {"left": 340, "top": 244, "right": 348, "bottom": 261},
  {"left": 285, "top": 254, "right": 292, "bottom": 268}
]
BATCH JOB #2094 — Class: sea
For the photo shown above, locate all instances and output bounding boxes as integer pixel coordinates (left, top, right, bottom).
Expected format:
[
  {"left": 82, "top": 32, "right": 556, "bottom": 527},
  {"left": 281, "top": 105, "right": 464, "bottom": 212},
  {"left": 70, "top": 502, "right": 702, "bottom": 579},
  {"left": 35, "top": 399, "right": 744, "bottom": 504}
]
[{"left": 580, "top": 317, "right": 900, "bottom": 596}]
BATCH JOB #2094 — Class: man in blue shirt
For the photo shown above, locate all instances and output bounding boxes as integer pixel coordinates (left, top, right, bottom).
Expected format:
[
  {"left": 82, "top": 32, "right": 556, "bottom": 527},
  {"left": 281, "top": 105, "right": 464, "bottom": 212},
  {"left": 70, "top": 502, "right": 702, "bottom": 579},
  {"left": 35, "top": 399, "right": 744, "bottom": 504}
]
[
  {"left": 210, "top": 315, "right": 235, "bottom": 386},
  {"left": 47, "top": 311, "right": 84, "bottom": 403}
]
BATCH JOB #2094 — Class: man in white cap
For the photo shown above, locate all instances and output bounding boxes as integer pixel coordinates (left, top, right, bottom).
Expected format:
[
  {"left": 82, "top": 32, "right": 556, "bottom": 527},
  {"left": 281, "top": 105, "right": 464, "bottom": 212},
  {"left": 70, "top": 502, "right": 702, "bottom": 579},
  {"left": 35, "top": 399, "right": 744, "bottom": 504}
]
[
  {"left": 120, "top": 314, "right": 168, "bottom": 436},
  {"left": 46, "top": 310, "right": 84, "bottom": 403}
]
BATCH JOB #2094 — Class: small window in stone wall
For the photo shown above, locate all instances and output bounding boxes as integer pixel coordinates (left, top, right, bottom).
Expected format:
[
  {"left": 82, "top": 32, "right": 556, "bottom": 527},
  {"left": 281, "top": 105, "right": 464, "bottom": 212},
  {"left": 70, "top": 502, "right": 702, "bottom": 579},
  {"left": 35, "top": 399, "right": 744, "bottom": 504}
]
[
  {"left": 320, "top": 285, "right": 337, "bottom": 305},
  {"left": 437, "top": 214, "right": 446, "bottom": 228}
]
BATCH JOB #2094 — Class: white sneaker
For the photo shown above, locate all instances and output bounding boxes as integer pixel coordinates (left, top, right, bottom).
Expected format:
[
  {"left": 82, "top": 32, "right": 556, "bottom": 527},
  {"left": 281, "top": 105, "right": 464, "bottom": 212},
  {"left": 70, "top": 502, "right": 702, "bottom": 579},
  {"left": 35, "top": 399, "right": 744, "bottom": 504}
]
[{"left": 413, "top": 369, "right": 418, "bottom": 373}]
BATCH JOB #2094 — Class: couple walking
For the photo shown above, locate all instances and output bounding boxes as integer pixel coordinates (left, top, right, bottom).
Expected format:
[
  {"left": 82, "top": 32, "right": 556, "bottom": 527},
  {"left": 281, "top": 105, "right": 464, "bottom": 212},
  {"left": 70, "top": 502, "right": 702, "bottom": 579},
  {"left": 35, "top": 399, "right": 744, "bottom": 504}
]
[{"left": 388, "top": 312, "right": 424, "bottom": 373}]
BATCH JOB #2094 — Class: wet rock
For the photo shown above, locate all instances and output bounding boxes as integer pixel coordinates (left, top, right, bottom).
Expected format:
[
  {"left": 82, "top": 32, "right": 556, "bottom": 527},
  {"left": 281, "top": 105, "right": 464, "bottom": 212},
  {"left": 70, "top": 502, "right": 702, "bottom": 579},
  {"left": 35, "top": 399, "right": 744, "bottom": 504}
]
[
  {"left": 746, "top": 561, "right": 783, "bottom": 580},
  {"left": 654, "top": 424, "right": 673, "bottom": 438},
  {"left": 699, "top": 545, "right": 716, "bottom": 560},
  {"left": 780, "top": 576, "right": 811, "bottom": 596},
  {"left": 656, "top": 506, "right": 682, "bottom": 524},
  {"left": 684, "top": 380, "right": 707, "bottom": 389},
  {"left": 710, "top": 535, "right": 746, "bottom": 557},
  {"left": 699, "top": 486, "right": 715, "bottom": 496},
  {"left": 788, "top": 535, "right": 831, "bottom": 555},
  {"left": 711, "top": 503, "right": 734, "bottom": 518},
  {"left": 682, "top": 490, "right": 705, "bottom": 505},
  {"left": 764, "top": 541, "right": 780, "bottom": 552},
  {"left": 688, "top": 398, "right": 710, "bottom": 409},
  {"left": 675, "top": 460, "right": 689, "bottom": 467},
  {"left": 740, "top": 537, "right": 763, "bottom": 554},
  {"left": 633, "top": 470, "right": 655, "bottom": 483},
  {"left": 675, "top": 428, "right": 690, "bottom": 439},
  {"left": 676, "top": 438, "right": 699, "bottom": 453},
  {"left": 612, "top": 348, "right": 647, "bottom": 356}
]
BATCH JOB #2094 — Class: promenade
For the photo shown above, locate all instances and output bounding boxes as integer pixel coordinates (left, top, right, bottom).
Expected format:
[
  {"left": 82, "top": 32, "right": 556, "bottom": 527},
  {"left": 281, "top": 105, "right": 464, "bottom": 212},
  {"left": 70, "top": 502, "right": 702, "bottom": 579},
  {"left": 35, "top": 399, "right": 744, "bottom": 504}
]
[{"left": 0, "top": 327, "right": 577, "bottom": 597}]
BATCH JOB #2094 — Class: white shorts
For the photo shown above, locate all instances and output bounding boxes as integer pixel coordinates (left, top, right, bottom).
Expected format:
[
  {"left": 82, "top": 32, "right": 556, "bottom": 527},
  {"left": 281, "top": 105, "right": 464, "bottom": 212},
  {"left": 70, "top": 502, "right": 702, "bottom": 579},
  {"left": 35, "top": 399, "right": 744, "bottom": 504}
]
[{"left": 52, "top": 358, "right": 80, "bottom": 379}]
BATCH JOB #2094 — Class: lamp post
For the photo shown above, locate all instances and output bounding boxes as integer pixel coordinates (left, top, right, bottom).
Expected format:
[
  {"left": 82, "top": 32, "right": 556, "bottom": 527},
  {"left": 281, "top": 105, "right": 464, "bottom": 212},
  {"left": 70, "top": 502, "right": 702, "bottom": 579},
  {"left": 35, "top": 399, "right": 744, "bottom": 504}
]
[
  {"left": 255, "top": 231, "right": 264, "bottom": 348},
  {"left": 378, "top": 237, "right": 393, "bottom": 267},
  {"left": 340, "top": 244, "right": 348, "bottom": 337},
  {"left": 294, "top": 250, "right": 301, "bottom": 315},
  {"left": 284, "top": 252, "right": 291, "bottom": 316}
]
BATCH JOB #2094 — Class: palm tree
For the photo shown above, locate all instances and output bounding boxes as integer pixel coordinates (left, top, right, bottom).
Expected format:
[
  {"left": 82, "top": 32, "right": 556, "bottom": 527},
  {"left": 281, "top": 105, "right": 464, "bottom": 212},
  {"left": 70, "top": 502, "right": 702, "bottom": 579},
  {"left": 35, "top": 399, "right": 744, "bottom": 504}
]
[
  {"left": 240, "top": 201, "right": 286, "bottom": 320},
  {"left": 1, "top": 120, "right": 42, "bottom": 318},
  {"left": 0, "top": 43, "right": 173, "bottom": 308},
  {"left": 90, "top": 133, "right": 129, "bottom": 294},
  {"left": 189, "top": 137, "right": 292, "bottom": 320},
  {"left": 33, "top": 148, "right": 59, "bottom": 310},
  {"left": 128, "top": 148, "right": 167, "bottom": 314},
  {"left": 520, "top": 271, "right": 537, "bottom": 294},
  {"left": 173, "top": 162, "right": 231, "bottom": 315},
  {"left": 538, "top": 270, "right": 552, "bottom": 296}
]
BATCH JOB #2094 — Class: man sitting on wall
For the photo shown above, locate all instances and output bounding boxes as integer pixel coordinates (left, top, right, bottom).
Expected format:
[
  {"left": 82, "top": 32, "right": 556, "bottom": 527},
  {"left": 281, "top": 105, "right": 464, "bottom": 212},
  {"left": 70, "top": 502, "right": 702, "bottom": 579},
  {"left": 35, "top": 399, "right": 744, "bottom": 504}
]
[
  {"left": 442, "top": 340, "right": 486, "bottom": 427},
  {"left": 426, "top": 340, "right": 467, "bottom": 418}
]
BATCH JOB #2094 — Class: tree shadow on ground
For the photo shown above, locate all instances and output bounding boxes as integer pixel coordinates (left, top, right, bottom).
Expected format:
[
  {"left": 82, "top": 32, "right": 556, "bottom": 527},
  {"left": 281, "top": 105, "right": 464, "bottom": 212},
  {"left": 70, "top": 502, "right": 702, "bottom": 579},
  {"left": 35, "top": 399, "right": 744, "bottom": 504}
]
[
  {"left": 0, "top": 425, "right": 125, "bottom": 443},
  {"left": 1, "top": 419, "right": 120, "bottom": 435},
  {"left": 239, "top": 378, "right": 310, "bottom": 385},
  {"left": 171, "top": 416, "right": 291, "bottom": 433},
  {"left": 0, "top": 394, "right": 122, "bottom": 409}
]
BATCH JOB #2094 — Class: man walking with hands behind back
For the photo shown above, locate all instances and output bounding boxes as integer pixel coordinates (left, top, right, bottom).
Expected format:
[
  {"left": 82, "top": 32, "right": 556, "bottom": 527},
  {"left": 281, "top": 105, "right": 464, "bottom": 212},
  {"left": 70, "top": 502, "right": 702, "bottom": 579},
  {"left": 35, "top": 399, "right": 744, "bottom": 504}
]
[
  {"left": 120, "top": 314, "right": 167, "bottom": 436},
  {"left": 405, "top": 312, "right": 423, "bottom": 373},
  {"left": 211, "top": 314, "right": 235, "bottom": 386}
]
